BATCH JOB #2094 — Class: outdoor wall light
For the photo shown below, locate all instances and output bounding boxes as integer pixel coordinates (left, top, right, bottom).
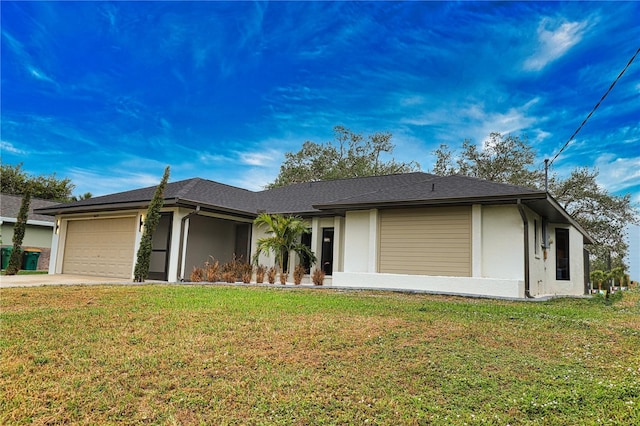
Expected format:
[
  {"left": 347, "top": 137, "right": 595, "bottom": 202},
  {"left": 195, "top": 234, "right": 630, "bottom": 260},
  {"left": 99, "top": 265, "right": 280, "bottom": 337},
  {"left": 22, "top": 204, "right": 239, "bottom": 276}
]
[
  {"left": 55, "top": 219, "right": 60, "bottom": 235},
  {"left": 139, "top": 214, "right": 145, "bottom": 232}
]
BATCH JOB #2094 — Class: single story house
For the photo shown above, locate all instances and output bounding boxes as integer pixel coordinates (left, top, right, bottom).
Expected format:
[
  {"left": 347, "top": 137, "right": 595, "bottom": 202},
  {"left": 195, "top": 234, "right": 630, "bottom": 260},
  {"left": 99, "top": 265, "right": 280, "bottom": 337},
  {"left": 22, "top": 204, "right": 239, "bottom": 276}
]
[
  {"left": 1, "top": 193, "right": 58, "bottom": 270},
  {"left": 35, "top": 172, "right": 592, "bottom": 298}
]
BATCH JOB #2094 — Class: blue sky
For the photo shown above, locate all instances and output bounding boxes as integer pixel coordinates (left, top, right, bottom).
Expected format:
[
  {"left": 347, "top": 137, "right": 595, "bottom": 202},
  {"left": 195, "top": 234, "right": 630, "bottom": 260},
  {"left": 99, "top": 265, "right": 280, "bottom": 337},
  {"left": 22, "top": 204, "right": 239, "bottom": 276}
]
[{"left": 1, "top": 1, "right": 639, "bottom": 276}]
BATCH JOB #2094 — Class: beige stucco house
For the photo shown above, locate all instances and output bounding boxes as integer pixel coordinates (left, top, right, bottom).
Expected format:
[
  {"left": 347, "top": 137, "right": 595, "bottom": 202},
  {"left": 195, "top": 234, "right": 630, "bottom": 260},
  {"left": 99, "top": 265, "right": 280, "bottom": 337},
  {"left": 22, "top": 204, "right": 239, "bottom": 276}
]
[{"left": 36, "top": 173, "right": 592, "bottom": 298}]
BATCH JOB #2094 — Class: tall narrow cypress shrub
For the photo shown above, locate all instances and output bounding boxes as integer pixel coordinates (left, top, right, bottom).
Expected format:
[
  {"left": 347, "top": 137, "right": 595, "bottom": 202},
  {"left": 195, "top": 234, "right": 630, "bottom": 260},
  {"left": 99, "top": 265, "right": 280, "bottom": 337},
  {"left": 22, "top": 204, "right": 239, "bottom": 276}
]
[
  {"left": 134, "top": 166, "right": 170, "bottom": 282},
  {"left": 6, "top": 191, "right": 31, "bottom": 275}
]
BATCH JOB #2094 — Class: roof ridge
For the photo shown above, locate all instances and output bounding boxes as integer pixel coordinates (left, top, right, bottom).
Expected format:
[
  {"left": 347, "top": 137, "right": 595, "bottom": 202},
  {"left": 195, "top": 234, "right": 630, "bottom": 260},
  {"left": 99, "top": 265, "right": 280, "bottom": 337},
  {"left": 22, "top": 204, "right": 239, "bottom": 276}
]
[
  {"left": 258, "top": 171, "right": 434, "bottom": 194},
  {"left": 174, "top": 178, "right": 203, "bottom": 199}
]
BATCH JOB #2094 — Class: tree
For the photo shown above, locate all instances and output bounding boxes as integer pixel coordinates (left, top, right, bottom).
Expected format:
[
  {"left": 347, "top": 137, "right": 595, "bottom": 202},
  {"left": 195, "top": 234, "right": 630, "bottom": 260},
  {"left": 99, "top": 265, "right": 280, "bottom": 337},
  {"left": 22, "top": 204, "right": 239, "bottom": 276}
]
[
  {"left": 71, "top": 192, "right": 93, "bottom": 201},
  {"left": 432, "top": 133, "right": 544, "bottom": 188},
  {"left": 268, "top": 126, "right": 420, "bottom": 188},
  {"left": 5, "top": 191, "right": 31, "bottom": 275},
  {"left": 1, "top": 163, "right": 75, "bottom": 202},
  {"left": 252, "top": 213, "right": 316, "bottom": 278},
  {"left": 133, "top": 166, "right": 170, "bottom": 282},
  {"left": 431, "top": 133, "right": 638, "bottom": 271},
  {"left": 548, "top": 167, "right": 635, "bottom": 272}
]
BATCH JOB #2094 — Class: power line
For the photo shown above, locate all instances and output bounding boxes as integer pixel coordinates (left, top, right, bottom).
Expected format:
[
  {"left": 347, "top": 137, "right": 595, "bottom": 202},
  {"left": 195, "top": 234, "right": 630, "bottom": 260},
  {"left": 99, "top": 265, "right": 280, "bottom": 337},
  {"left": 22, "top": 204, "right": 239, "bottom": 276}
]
[{"left": 548, "top": 47, "right": 640, "bottom": 168}]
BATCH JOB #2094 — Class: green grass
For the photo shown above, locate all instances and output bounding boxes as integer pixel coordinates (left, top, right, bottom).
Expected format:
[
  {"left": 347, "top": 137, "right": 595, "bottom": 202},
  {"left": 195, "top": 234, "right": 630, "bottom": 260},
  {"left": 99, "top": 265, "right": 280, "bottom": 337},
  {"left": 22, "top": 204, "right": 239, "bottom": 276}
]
[{"left": 1, "top": 285, "right": 639, "bottom": 425}]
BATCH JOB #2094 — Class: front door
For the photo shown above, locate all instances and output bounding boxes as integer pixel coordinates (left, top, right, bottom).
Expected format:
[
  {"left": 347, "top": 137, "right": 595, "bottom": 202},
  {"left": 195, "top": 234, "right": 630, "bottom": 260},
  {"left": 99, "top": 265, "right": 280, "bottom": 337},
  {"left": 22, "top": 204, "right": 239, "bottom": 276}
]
[
  {"left": 148, "top": 213, "right": 172, "bottom": 281},
  {"left": 321, "top": 227, "right": 334, "bottom": 275}
]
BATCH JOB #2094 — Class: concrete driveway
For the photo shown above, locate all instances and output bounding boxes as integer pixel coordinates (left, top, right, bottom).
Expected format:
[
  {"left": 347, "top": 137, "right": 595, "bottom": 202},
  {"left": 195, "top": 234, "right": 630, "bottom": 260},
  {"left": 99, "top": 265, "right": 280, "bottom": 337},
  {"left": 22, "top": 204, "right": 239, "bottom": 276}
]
[{"left": 0, "top": 274, "right": 144, "bottom": 288}]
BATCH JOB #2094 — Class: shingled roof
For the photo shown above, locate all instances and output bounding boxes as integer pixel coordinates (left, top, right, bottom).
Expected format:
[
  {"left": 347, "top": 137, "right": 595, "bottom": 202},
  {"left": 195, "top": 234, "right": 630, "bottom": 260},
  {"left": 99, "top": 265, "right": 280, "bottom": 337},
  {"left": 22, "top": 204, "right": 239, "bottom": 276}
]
[
  {"left": 36, "top": 172, "right": 544, "bottom": 215},
  {"left": 33, "top": 173, "right": 592, "bottom": 243},
  {"left": 0, "top": 193, "right": 58, "bottom": 224}
]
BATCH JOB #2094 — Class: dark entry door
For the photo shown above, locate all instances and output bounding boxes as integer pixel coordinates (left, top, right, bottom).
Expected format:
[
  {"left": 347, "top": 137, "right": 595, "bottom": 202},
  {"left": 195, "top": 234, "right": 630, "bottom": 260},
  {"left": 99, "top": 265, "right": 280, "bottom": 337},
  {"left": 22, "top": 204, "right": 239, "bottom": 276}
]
[
  {"left": 321, "top": 228, "right": 334, "bottom": 275},
  {"left": 148, "top": 213, "right": 172, "bottom": 281}
]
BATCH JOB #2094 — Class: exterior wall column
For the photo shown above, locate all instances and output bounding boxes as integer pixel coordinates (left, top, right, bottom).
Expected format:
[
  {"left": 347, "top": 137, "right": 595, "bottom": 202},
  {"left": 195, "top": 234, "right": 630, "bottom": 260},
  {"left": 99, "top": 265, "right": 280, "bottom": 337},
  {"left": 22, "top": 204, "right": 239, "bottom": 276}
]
[
  {"left": 472, "top": 204, "right": 482, "bottom": 278},
  {"left": 311, "top": 217, "right": 321, "bottom": 270},
  {"left": 48, "top": 216, "right": 61, "bottom": 274},
  {"left": 368, "top": 209, "right": 378, "bottom": 273},
  {"left": 333, "top": 216, "right": 344, "bottom": 273},
  {"left": 166, "top": 209, "right": 183, "bottom": 282}
]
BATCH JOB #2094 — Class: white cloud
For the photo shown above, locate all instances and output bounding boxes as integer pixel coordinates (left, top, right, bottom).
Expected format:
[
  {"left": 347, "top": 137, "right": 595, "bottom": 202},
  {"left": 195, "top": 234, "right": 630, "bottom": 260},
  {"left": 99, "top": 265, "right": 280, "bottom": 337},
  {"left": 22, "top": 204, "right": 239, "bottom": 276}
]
[
  {"left": 0, "top": 140, "right": 26, "bottom": 155},
  {"left": 28, "top": 66, "right": 58, "bottom": 87},
  {"left": 524, "top": 18, "right": 588, "bottom": 71},
  {"left": 594, "top": 153, "right": 640, "bottom": 194},
  {"left": 67, "top": 167, "right": 163, "bottom": 197},
  {"left": 238, "top": 150, "right": 279, "bottom": 167},
  {"left": 232, "top": 168, "right": 278, "bottom": 191}
]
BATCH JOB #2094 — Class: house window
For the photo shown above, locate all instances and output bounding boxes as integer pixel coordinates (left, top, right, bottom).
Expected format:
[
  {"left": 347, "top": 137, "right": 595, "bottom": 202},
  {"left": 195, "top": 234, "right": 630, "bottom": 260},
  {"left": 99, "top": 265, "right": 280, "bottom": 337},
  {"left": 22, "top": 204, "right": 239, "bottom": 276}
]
[
  {"left": 555, "top": 228, "right": 570, "bottom": 280},
  {"left": 534, "top": 220, "right": 539, "bottom": 255}
]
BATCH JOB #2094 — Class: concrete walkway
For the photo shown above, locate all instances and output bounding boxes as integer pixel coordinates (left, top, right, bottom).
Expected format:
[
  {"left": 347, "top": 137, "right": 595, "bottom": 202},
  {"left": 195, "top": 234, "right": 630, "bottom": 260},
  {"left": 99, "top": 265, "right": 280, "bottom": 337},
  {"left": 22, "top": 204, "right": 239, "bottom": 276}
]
[{"left": 0, "top": 274, "right": 142, "bottom": 288}]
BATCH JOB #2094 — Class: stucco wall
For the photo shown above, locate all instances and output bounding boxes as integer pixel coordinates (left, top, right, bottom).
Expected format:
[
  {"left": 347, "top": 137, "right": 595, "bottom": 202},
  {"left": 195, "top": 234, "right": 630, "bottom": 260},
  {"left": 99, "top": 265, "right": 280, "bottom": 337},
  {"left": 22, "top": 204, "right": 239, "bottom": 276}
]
[
  {"left": 481, "top": 206, "right": 524, "bottom": 280},
  {"left": 343, "top": 211, "right": 372, "bottom": 272},
  {"left": 333, "top": 272, "right": 524, "bottom": 298},
  {"left": 542, "top": 224, "right": 585, "bottom": 296}
]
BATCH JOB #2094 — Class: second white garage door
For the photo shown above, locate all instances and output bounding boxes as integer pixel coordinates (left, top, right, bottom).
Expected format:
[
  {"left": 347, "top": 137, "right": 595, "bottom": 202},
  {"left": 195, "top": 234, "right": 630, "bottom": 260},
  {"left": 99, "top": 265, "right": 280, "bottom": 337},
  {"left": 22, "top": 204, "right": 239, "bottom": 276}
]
[{"left": 62, "top": 217, "right": 137, "bottom": 278}]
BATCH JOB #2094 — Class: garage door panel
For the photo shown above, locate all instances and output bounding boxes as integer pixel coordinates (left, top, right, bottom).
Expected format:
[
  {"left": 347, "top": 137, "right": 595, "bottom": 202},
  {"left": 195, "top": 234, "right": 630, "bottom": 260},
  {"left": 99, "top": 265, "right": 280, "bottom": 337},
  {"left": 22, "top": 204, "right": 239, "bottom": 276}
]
[
  {"left": 63, "top": 217, "right": 136, "bottom": 278},
  {"left": 379, "top": 207, "right": 471, "bottom": 277}
]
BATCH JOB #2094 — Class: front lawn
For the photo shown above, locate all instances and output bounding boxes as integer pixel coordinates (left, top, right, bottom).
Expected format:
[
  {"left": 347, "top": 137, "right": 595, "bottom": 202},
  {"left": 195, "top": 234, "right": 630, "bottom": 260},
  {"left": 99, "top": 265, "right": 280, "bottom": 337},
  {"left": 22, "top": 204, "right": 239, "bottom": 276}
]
[{"left": 1, "top": 285, "right": 638, "bottom": 424}]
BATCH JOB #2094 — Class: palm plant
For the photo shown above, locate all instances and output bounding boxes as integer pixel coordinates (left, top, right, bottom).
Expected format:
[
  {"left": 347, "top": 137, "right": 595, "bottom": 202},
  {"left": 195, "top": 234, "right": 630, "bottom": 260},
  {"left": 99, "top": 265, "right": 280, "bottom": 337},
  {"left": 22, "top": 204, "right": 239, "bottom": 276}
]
[
  {"left": 609, "top": 266, "right": 625, "bottom": 291},
  {"left": 252, "top": 213, "right": 317, "bottom": 275},
  {"left": 590, "top": 270, "right": 606, "bottom": 292}
]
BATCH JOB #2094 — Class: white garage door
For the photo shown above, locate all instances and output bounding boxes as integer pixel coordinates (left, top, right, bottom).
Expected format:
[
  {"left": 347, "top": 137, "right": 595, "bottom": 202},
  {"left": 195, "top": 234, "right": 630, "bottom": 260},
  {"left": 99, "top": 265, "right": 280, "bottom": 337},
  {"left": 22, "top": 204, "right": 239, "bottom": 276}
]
[{"left": 63, "top": 217, "right": 137, "bottom": 278}]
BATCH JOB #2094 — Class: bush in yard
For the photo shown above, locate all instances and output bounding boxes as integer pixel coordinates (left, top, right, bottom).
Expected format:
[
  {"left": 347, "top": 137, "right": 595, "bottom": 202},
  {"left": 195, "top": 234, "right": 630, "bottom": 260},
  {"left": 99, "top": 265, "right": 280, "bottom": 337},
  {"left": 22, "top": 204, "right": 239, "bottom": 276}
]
[
  {"left": 222, "top": 271, "right": 236, "bottom": 283},
  {"left": 279, "top": 272, "right": 288, "bottom": 285},
  {"left": 255, "top": 265, "right": 266, "bottom": 283},
  {"left": 190, "top": 266, "right": 204, "bottom": 282},
  {"left": 5, "top": 192, "right": 31, "bottom": 275},
  {"left": 312, "top": 268, "right": 325, "bottom": 286},
  {"left": 205, "top": 257, "right": 220, "bottom": 282},
  {"left": 293, "top": 264, "right": 306, "bottom": 285},
  {"left": 134, "top": 166, "right": 170, "bottom": 282},
  {"left": 267, "top": 266, "right": 277, "bottom": 284}
]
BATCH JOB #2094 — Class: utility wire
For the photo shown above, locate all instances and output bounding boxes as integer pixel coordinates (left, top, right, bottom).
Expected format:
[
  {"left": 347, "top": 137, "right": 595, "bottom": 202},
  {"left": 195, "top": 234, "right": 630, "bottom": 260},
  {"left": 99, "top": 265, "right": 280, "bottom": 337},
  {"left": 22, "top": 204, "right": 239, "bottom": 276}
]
[{"left": 548, "top": 47, "right": 640, "bottom": 167}]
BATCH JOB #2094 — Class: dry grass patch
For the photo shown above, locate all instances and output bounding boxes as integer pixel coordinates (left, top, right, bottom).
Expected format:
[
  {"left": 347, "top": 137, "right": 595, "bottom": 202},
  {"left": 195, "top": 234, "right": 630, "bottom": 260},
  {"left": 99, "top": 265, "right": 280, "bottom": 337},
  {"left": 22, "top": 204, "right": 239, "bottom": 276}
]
[{"left": 1, "top": 285, "right": 639, "bottom": 425}]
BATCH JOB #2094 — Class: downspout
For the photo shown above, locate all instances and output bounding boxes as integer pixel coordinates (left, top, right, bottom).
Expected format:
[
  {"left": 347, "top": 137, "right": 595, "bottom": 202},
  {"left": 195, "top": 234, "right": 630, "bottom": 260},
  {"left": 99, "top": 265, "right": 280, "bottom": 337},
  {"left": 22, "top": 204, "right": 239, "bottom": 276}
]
[
  {"left": 177, "top": 206, "right": 200, "bottom": 281},
  {"left": 517, "top": 200, "right": 534, "bottom": 298}
]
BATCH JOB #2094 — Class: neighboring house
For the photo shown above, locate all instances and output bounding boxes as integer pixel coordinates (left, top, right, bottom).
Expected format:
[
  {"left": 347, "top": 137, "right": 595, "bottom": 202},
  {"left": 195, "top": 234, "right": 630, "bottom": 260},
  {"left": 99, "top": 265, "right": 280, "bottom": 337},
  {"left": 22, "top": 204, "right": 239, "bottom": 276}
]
[
  {"left": 1, "top": 193, "right": 58, "bottom": 270},
  {"left": 35, "top": 173, "right": 592, "bottom": 298}
]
